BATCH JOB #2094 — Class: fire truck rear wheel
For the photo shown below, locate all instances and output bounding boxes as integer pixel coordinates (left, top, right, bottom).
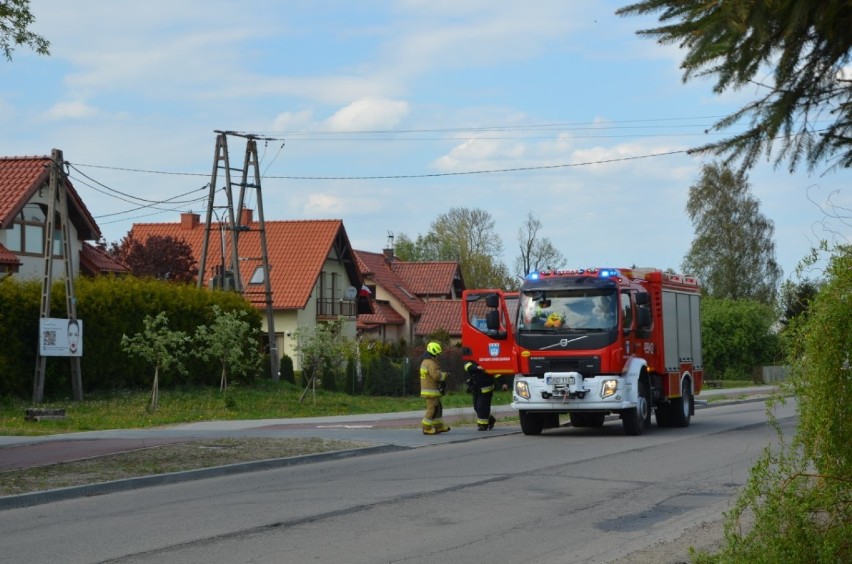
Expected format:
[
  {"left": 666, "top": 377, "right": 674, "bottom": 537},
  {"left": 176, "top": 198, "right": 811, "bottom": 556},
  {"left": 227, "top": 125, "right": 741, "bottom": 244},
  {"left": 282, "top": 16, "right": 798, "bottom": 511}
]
[
  {"left": 669, "top": 379, "right": 692, "bottom": 427},
  {"left": 519, "top": 410, "right": 544, "bottom": 435}
]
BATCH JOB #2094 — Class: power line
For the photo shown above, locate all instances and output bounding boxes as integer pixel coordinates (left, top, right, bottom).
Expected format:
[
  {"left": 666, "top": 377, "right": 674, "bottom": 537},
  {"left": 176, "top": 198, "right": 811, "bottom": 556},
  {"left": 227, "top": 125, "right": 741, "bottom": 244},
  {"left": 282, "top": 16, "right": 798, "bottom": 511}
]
[
  {"left": 263, "top": 150, "right": 690, "bottom": 180},
  {"left": 72, "top": 148, "right": 690, "bottom": 181}
]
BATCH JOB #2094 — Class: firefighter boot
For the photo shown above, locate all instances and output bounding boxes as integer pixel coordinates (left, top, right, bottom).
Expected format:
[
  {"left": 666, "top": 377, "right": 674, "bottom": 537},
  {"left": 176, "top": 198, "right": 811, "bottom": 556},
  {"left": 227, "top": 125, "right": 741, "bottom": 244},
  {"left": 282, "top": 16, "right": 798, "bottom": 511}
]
[
  {"left": 435, "top": 421, "right": 451, "bottom": 433},
  {"left": 488, "top": 415, "right": 496, "bottom": 430},
  {"left": 422, "top": 424, "right": 437, "bottom": 435}
]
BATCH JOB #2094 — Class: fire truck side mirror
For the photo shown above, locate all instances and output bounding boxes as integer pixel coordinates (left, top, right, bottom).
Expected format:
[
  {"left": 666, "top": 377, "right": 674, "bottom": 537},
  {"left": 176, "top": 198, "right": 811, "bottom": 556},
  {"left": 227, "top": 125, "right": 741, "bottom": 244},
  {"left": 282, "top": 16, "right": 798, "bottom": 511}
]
[
  {"left": 485, "top": 293, "right": 500, "bottom": 308},
  {"left": 637, "top": 306, "right": 651, "bottom": 330},
  {"left": 635, "top": 292, "right": 650, "bottom": 306},
  {"left": 485, "top": 310, "right": 508, "bottom": 339}
]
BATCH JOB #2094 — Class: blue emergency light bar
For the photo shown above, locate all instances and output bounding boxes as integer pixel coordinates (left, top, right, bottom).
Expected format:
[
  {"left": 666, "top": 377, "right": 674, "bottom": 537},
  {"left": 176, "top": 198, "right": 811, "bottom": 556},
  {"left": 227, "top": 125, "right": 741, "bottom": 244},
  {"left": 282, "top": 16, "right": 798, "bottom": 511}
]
[{"left": 526, "top": 267, "right": 623, "bottom": 280}]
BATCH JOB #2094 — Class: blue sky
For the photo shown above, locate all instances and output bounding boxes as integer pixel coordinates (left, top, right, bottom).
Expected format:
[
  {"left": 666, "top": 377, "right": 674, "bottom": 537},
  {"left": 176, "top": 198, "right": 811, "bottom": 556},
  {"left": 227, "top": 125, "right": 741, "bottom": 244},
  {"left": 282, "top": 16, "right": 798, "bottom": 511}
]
[{"left": 2, "top": 1, "right": 849, "bottom": 283}]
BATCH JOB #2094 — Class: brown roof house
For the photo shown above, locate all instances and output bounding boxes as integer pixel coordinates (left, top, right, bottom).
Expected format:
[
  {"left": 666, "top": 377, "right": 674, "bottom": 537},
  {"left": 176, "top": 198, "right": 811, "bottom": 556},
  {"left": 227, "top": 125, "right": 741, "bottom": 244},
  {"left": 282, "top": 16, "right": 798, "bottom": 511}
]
[
  {"left": 130, "top": 210, "right": 369, "bottom": 370},
  {"left": 354, "top": 246, "right": 465, "bottom": 343},
  {"left": 0, "top": 154, "right": 127, "bottom": 280}
]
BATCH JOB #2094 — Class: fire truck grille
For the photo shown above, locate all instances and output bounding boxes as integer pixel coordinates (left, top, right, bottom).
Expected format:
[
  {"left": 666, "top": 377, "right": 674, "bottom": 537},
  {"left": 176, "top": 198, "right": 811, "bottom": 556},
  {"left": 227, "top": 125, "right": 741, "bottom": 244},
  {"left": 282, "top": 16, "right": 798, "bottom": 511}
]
[{"left": 528, "top": 356, "right": 600, "bottom": 377}]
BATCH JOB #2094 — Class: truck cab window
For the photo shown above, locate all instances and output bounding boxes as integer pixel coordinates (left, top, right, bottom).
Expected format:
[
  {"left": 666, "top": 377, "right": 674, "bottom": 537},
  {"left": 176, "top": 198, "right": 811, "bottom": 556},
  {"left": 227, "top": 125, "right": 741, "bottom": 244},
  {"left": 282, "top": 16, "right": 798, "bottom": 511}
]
[{"left": 621, "top": 290, "right": 634, "bottom": 334}]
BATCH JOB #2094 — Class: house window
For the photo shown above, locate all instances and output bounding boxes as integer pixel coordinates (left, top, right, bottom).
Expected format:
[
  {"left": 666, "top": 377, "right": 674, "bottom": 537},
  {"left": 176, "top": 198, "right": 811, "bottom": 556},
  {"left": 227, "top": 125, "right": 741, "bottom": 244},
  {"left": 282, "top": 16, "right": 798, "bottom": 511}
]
[
  {"left": 53, "top": 227, "right": 64, "bottom": 257},
  {"left": 10, "top": 204, "right": 63, "bottom": 257},
  {"left": 249, "top": 265, "right": 266, "bottom": 284},
  {"left": 5, "top": 224, "right": 22, "bottom": 252},
  {"left": 24, "top": 224, "right": 43, "bottom": 253}
]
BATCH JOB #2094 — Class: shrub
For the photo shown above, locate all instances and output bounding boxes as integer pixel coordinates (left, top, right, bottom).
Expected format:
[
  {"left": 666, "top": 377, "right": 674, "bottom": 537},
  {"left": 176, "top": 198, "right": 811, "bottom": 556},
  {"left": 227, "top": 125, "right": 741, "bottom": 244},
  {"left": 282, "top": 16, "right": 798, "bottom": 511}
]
[
  {"left": 695, "top": 245, "right": 852, "bottom": 562},
  {"left": 279, "top": 355, "right": 295, "bottom": 384},
  {"left": 0, "top": 276, "right": 262, "bottom": 400}
]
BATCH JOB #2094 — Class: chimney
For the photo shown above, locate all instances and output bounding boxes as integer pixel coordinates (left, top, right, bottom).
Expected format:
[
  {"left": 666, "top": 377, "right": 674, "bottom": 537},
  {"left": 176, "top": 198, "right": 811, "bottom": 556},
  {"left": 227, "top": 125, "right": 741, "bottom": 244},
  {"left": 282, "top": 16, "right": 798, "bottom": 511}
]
[
  {"left": 181, "top": 212, "right": 200, "bottom": 230},
  {"left": 383, "top": 232, "right": 395, "bottom": 264},
  {"left": 240, "top": 207, "right": 253, "bottom": 225}
]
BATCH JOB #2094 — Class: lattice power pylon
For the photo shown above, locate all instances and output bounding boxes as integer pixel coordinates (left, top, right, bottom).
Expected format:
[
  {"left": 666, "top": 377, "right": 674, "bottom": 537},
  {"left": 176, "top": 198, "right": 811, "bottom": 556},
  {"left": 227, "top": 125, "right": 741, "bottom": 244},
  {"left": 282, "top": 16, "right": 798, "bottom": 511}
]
[{"left": 198, "top": 131, "right": 279, "bottom": 379}]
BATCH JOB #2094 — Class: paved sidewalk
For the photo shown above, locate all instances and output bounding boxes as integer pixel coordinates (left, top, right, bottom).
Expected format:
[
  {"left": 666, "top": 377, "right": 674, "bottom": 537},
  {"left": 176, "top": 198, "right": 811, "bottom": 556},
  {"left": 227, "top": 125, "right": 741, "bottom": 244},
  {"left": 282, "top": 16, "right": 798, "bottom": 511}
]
[{"left": 0, "top": 387, "right": 778, "bottom": 510}]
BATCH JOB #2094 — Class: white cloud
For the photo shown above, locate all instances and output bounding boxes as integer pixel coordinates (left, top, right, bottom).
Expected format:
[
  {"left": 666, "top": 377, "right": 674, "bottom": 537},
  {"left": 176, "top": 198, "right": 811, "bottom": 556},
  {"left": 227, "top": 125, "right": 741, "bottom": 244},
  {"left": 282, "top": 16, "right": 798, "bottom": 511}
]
[
  {"left": 42, "top": 101, "right": 98, "bottom": 120},
  {"left": 271, "top": 110, "right": 315, "bottom": 132},
  {"left": 324, "top": 98, "right": 409, "bottom": 132}
]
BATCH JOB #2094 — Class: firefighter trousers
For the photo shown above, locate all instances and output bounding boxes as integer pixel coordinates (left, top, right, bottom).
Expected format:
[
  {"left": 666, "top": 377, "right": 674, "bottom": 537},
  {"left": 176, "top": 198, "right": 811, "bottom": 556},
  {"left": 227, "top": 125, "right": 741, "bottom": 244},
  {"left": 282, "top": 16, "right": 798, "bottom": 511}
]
[
  {"left": 473, "top": 391, "right": 493, "bottom": 426},
  {"left": 422, "top": 397, "right": 443, "bottom": 427}
]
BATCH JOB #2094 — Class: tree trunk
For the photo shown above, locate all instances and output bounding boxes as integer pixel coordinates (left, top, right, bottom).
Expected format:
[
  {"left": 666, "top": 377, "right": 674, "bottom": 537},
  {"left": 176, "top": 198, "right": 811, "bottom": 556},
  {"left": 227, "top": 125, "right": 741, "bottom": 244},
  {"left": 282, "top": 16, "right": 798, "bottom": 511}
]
[{"left": 151, "top": 366, "right": 160, "bottom": 411}]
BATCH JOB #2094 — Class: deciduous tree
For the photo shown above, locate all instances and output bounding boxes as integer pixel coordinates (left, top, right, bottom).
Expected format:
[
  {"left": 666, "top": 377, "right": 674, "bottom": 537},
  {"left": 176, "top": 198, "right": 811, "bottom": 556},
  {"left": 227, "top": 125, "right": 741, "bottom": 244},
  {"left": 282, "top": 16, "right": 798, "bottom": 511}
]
[
  {"left": 1, "top": 0, "right": 49, "bottom": 61},
  {"left": 121, "top": 312, "right": 190, "bottom": 411},
  {"left": 682, "top": 163, "right": 781, "bottom": 304},
  {"left": 617, "top": 0, "right": 852, "bottom": 172},
  {"left": 194, "top": 305, "right": 262, "bottom": 392},
  {"left": 112, "top": 234, "right": 198, "bottom": 283},
  {"left": 398, "top": 207, "right": 514, "bottom": 289},
  {"left": 514, "top": 211, "right": 566, "bottom": 278}
]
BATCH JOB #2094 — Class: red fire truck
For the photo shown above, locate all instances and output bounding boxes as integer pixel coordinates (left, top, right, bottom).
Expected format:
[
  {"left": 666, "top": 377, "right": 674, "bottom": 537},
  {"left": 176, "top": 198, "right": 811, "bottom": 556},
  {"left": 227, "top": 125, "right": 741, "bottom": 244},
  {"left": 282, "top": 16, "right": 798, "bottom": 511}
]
[{"left": 461, "top": 267, "right": 703, "bottom": 436}]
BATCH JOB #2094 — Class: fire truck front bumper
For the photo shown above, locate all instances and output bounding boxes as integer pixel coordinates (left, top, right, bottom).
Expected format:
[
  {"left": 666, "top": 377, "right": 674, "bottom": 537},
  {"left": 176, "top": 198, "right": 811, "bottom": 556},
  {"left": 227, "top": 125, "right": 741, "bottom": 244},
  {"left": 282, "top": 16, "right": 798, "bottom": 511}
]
[{"left": 510, "top": 372, "right": 635, "bottom": 412}]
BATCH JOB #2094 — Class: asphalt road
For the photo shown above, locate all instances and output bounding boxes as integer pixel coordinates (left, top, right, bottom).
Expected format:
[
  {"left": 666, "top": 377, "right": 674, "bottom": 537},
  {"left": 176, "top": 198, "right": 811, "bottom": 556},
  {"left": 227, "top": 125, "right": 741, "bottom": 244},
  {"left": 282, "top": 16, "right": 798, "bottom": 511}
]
[{"left": 0, "top": 394, "right": 794, "bottom": 564}]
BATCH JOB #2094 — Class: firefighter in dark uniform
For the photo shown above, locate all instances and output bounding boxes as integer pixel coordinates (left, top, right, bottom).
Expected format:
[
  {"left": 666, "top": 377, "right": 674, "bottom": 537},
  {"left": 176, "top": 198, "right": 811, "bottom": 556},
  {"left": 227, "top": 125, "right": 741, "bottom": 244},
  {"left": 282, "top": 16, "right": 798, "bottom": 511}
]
[
  {"left": 420, "top": 342, "right": 450, "bottom": 435},
  {"left": 464, "top": 361, "right": 497, "bottom": 431}
]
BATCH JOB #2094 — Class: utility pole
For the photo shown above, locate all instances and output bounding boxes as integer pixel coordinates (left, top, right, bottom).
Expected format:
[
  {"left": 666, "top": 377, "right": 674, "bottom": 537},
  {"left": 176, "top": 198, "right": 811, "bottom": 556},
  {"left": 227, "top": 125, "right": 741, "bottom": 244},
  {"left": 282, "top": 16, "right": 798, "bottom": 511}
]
[
  {"left": 33, "top": 149, "right": 83, "bottom": 403},
  {"left": 198, "top": 131, "right": 279, "bottom": 380}
]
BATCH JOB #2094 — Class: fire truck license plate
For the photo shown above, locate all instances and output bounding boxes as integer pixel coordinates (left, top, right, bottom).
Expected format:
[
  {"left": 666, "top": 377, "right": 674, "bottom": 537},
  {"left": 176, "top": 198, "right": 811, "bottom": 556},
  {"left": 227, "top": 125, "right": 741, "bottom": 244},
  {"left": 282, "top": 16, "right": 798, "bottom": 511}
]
[{"left": 546, "top": 376, "right": 574, "bottom": 386}]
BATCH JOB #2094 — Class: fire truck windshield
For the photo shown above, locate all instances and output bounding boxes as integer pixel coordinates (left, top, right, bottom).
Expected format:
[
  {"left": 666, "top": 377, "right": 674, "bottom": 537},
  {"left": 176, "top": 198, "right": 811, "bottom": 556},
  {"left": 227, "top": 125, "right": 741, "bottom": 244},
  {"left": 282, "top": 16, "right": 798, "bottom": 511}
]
[{"left": 517, "top": 289, "right": 617, "bottom": 332}]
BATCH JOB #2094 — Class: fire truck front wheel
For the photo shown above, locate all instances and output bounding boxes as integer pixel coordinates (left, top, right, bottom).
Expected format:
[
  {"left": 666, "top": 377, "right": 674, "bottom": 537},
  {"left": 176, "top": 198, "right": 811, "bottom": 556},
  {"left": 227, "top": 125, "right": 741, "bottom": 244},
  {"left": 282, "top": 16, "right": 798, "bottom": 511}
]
[
  {"left": 519, "top": 410, "right": 544, "bottom": 435},
  {"left": 622, "top": 382, "right": 649, "bottom": 436}
]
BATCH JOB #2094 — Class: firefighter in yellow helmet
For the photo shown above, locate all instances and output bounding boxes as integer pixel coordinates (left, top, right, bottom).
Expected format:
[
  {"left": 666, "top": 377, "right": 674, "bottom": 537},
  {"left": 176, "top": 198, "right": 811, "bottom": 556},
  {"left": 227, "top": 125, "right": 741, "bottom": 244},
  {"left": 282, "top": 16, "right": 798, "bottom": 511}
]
[
  {"left": 420, "top": 341, "right": 450, "bottom": 435},
  {"left": 465, "top": 360, "right": 497, "bottom": 431}
]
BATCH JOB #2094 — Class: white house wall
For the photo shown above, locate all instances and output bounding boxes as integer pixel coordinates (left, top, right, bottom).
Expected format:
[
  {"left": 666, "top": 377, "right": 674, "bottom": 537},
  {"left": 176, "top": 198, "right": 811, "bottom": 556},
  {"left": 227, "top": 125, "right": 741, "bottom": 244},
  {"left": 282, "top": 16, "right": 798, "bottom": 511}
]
[
  {"left": 262, "top": 256, "right": 358, "bottom": 374},
  {"left": 370, "top": 280, "right": 415, "bottom": 342},
  {"left": 0, "top": 189, "right": 84, "bottom": 282}
]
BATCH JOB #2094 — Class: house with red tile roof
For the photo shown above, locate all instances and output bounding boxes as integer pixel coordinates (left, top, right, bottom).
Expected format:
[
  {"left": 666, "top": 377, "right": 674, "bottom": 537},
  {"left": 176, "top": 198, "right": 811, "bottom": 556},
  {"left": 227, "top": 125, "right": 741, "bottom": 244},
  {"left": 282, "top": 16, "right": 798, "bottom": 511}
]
[
  {"left": 130, "top": 210, "right": 369, "bottom": 370},
  {"left": 354, "top": 247, "right": 465, "bottom": 343},
  {"left": 0, "top": 154, "right": 127, "bottom": 279}
]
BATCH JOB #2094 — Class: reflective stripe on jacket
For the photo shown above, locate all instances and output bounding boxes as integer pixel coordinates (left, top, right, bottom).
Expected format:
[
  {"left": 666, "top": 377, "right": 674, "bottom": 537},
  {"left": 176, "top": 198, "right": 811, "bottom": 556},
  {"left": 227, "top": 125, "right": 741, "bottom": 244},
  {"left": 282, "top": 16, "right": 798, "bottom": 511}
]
[{"left": 420, "top": 356, "right": 444, "bottom": 398}]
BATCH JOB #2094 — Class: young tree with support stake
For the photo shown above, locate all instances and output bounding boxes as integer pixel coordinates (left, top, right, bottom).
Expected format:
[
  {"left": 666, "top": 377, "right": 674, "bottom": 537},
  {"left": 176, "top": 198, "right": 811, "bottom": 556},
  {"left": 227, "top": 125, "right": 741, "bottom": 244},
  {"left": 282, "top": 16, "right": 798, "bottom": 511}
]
[
  {"left": 121, "top": 312, "right": 190, "bottom": 411},
  {"left": 194, "top": 305, "right": 262, "bottom": 392}
]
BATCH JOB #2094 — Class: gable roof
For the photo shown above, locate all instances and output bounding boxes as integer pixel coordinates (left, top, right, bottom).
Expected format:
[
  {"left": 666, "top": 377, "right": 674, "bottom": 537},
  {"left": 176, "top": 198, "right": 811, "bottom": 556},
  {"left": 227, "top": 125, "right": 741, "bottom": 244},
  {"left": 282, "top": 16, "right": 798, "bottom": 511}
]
[
  {"left": 357, "top": 299, "right": 407, "bottom": 330},
  {"left": 79, "top": 243, "right": 129, "bottom": 275},
  {"left": 130, "top": 213, "right": 363, "bottom": 310},
  {"left": 0, "top": 243, "right": 21, "bottom": 266},
  {"left": 393, "top": 261, "right": 463, "bottom": 296},
  {"left": 354, "top": 249, "right": 425, "bottom": 316},
  {"left": 0, "top": 155, "right": 100, "bottom": 240},
  {"left": 414, "top": 299, "right": 462, "bottom": 337}
]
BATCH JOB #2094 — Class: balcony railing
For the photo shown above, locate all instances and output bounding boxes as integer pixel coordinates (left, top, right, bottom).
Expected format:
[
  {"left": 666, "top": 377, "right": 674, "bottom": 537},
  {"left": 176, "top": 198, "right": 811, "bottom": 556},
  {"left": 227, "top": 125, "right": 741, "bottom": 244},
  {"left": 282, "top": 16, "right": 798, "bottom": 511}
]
[{"left": 316, "top": 298, "right": 357, "bottom": 319}]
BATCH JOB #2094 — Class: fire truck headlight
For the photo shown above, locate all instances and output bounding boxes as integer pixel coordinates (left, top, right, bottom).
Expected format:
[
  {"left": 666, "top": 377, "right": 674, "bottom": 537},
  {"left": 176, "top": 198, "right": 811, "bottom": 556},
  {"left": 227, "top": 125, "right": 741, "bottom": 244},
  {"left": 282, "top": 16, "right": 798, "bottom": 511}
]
[
  {"left": 515, "top": 381, "right": 530, "bottom": 399},
  {"left": 601, "top": 379, "right": 618, "bottom": 398}
]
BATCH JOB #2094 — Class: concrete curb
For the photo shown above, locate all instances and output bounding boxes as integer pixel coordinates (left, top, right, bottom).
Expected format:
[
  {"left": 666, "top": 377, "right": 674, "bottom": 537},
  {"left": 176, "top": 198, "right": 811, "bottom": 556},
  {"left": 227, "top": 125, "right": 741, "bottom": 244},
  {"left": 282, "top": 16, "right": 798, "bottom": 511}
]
[{"left": 0, "top": 443, "right": 405, "bottom": 511}]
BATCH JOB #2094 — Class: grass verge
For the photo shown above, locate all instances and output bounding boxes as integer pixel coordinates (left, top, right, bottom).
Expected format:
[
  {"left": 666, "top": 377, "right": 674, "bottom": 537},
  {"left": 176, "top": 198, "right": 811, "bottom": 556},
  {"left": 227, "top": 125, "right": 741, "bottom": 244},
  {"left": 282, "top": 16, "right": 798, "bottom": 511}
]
[{"left": 1, "top": 381, "right": 514, "bottom": 436}]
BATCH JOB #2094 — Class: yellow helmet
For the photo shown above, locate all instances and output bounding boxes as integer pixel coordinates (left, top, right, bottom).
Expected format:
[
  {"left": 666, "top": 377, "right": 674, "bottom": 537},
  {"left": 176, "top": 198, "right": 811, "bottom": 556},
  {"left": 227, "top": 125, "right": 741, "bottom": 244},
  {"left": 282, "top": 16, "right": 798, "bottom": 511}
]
[{"left": 426, "top": 342, "right": 443, "bottom": 356}]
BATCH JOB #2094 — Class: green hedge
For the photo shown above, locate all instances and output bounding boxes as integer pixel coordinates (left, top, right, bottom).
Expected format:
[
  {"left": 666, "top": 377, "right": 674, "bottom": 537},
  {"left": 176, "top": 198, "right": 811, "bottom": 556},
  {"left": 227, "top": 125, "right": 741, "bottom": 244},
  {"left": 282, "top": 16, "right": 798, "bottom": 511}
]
[{"left": 0, "top": 276, "right": 263, "bottom": 400}]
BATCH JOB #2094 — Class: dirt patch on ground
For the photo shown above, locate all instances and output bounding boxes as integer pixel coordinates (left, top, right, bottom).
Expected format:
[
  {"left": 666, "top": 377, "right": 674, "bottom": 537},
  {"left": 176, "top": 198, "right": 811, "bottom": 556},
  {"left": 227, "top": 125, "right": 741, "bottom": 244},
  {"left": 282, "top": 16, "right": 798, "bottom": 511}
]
[
  {"left": 0, "top": 437, "right": 371, "bottom": 496},
  {"left": 606, "top": 518, "right": 727, "bottom": 563}
]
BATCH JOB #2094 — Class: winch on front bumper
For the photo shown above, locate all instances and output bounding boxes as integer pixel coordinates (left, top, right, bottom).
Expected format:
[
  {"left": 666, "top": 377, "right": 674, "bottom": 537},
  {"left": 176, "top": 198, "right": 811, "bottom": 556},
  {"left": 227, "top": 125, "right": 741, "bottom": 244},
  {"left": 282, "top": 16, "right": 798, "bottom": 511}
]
[{"left": 510, "top": 371, "right": 635, "bottom": 411}]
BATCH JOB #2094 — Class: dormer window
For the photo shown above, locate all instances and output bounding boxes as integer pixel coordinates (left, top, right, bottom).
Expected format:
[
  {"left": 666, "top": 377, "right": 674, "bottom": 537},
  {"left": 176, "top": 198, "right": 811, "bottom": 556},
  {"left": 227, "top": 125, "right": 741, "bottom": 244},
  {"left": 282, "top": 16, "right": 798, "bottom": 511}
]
[{"left": 249, "top": 265, "right": 266, "bottom": 284}]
